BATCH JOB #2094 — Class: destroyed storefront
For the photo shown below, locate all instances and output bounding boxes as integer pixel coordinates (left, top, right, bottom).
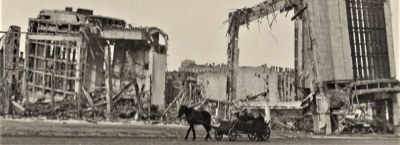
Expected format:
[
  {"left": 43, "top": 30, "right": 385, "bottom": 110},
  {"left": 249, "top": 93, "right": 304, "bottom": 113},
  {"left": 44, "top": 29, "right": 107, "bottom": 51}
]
[{"left": 1, "top": 7, "right": 169, "bottom": 120}]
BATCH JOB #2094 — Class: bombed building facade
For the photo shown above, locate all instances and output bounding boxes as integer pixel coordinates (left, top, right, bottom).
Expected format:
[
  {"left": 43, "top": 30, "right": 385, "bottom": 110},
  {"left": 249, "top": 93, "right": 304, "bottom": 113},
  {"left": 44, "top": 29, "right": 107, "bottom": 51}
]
[
  {"left": 177, "top": 60, "right": 298, "bottom": 103},
  {"left": 0, "top": 26, "right": 23, "bottom": 114},
  {"left": 0, "top": 0, "right": 399, "bottom": 136},
  {"left": 1, "top": 7, "right": 168, "bottom": 119},
  {"left": 226, "top": 0, "right": 399, "bottom": 134}
]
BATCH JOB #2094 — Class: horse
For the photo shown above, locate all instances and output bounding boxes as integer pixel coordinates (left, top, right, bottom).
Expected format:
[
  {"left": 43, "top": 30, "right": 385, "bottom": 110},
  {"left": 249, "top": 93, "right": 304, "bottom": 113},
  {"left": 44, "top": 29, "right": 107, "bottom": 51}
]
[{"left": 177, "top": 105, "right": 212, "bottom": 141}]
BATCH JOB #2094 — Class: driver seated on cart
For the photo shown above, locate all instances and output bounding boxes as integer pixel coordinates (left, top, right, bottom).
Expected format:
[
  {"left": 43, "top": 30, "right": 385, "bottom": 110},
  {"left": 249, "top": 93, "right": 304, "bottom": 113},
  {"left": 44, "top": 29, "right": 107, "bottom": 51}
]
[{"left": 234, "top": 109, "right": 256, "bottom": 123}]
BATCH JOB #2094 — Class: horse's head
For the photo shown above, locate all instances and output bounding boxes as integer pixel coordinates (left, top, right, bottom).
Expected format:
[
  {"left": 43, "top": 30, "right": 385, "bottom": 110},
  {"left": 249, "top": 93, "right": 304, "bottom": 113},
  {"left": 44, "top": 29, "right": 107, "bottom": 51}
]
[{"left": 177, "top": 105, "right": 187, "bottom": 118}]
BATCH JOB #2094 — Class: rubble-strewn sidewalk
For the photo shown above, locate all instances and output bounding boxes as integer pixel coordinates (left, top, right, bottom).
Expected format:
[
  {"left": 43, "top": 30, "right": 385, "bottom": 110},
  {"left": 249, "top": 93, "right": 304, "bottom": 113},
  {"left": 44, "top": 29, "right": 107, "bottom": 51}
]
[{"left": 0, "top": 119, "right": 398, "bottom": 139}]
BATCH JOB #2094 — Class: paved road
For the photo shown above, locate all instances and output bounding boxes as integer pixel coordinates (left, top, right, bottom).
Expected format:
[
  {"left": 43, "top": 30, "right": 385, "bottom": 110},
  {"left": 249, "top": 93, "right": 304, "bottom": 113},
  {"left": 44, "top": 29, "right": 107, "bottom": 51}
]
[
  {"left": 1, "top": 136, "right": 399, "bottom": 145},
  {"left": 1, "top": 119, "right": 399, "bottom": 145}
]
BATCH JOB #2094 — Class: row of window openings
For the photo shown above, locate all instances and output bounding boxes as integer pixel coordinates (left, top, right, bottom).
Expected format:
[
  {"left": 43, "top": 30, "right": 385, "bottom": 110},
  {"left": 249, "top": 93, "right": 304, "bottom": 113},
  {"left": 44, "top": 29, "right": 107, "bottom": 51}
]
[
  {"left": 29, "top": 45, "right": 78, "bottom": 62},
  {"left": 352, "top": 55, "right": 389, "bottom": 78},
  {"left": 348, "top": 2, "right": 385, "bottom": 29}
]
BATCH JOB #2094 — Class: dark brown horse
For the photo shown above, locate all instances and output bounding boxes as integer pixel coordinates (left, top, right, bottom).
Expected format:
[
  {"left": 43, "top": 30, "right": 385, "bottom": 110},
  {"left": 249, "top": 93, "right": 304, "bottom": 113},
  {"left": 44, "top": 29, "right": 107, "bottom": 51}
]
[{"left": 178, "top": 105, "right": 212, "bottom": 141}]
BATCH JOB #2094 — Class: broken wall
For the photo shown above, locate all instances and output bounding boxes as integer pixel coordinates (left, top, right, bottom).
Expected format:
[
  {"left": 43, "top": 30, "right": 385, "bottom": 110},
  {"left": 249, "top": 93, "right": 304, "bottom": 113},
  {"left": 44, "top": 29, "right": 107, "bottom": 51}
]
[
  {"left": 23, "top": 9, "right": 87, "bottom": 116},
  {"left": 383, "top": 0, "right": 396, "bottom": 78},
  {"left": 1, "top": 26, "right": 21, "bottom": 114},
  {"left": 151, "top": 51, "right": 166, "bottom": 108},
  {"left": 164, "top": 71, "right": 200, "bottom": 107},
  {"left": 195, "top": 66, "right": 297, "bottom": 104},
  {"left": 298, "top": 0, "right": 353, "bottom": 88},
  {"left": 197, "top": 72, "right": 227, "bottom": 101}
]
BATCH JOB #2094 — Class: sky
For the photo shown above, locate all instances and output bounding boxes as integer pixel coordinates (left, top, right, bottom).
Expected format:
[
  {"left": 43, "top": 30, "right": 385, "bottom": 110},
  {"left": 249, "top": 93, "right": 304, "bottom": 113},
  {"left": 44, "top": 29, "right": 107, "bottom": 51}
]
[{"left": 1, "top": 0, "right": 399, "bottom": 79}]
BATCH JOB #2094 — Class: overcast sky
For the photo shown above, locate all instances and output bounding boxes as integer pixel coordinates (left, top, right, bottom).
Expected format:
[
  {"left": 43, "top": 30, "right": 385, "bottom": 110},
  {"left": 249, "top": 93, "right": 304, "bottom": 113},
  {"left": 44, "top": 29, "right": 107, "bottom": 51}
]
[{"left": 1, "top": 0, "right": 399, "bottom": 79}]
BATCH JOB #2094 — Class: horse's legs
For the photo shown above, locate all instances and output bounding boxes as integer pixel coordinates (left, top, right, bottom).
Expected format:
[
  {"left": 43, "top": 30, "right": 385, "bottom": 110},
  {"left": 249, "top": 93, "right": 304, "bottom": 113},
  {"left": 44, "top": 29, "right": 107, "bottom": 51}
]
[
  {"left": 203, "top": 124, "right": 211, "bottom": 140},
  {"left": 191, "top": 124, "right": 196, "bottom": 140},
  {"left": 185, "top": 125, "right": 192, "bottom": 140}
]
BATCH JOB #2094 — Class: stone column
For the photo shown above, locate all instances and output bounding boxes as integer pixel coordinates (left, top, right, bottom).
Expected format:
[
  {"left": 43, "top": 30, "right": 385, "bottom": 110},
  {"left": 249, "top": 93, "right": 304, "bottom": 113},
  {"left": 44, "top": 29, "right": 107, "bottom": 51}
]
[
  {"left": 313, "top": 92, "right": 332, "bottom": 134},
  {"left": 392, "top": 94, "right": 400, "bottom": 135},
  {"left": 375, "top": 99, "right": 388, "bottom": 132}
]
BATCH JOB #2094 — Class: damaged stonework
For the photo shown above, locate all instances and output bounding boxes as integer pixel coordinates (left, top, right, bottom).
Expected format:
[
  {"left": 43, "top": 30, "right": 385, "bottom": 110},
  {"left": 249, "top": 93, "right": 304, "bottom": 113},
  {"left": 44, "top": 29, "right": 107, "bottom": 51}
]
[
  {"left": 164, "top": 61, "right": 303, "bottom": 127},
  {"left": 19, "top": 7, "right": 168, "bottom": 120},
  {"left": 0, "top": 26, "right": 22, "bottom": 115},
  {"left": 227, "top": 0, "right": 400, "bottom": 135},
  {"left": 226, "top": 0, "right": 300, "bottom": 120}
]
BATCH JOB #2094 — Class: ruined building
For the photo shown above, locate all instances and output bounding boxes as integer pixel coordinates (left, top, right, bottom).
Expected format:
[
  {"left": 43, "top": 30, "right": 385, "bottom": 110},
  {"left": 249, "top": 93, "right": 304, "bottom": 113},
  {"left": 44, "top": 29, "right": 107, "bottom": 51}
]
[
  {"left": 0, "top": 26, "right": 22, "bottom": 115},
  {"left": 165, "top": 71, "right": 199, "bottom": 105},
  {"left": 0, "top": 7, "right": 169, "bottom": 118},
  {"left": 227, "top": 0, "right": 399, "bottom": 134},
  {"left": 166, "top": 60, "right": 301, "bottom": 122}
]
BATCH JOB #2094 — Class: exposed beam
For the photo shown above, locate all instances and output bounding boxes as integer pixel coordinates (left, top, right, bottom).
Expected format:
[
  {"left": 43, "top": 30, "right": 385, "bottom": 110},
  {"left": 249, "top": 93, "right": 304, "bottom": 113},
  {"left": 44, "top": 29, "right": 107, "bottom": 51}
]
[
  {"left": 27, "top": 34, "right": 80, "bottom": 41},
  {"left": 82, "top": 87, "right": 95, "bottom": 107},
  {"left": 101, "top": 29, "right": 145, "bottom": 40},
  {"left": 354, "top": 87, "right": 400, "bottom": 96},
  {"left": 348, "top": 79, "right": 399, "bottom": 88},
  {"left": 229, "top": 0, "right": 297, "bottom": 26}
]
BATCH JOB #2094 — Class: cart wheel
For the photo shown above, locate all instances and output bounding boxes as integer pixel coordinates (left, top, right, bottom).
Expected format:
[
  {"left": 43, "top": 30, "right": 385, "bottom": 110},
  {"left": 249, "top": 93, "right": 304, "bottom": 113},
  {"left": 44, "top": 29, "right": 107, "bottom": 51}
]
[
  {"left": 262, "top": 126, "right": 271, "bottom": 141},
  {"left": 228, "top": 130, "right": 237, "bottom": 141},
  {"left": 214, "top": 131, "right": 223, "bottom": 141},
  {"left": 248, "top": 133, "right": 256, "bottom": 141}
]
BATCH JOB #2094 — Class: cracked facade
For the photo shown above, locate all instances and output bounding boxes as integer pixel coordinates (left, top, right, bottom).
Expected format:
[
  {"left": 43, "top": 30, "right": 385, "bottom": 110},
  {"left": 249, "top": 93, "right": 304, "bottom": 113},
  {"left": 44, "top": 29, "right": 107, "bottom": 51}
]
[
  {"left": 227, "top": 0, "right": 399, "bottom": 134},
  {"left": 19, "top": 7, "right": 168, "bottom": 117},
  {"left": 0, "top": 26, "right": 22, "bottom": 114},
  {"left": 0, "top": 0, "right": 398, "bottom": 135}
]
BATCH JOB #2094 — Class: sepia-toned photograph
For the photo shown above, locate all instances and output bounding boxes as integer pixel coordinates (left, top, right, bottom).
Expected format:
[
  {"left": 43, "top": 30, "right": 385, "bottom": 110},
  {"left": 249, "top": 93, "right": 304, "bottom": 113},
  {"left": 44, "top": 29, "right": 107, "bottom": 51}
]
[{"left": 0, "top": 0, "right": 399, "bottom": 144}]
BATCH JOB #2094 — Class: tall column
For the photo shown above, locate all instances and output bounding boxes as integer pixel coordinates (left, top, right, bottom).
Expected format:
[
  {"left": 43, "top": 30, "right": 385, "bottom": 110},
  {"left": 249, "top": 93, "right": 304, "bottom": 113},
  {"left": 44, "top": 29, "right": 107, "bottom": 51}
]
[
  {"left": 227, "top": 14, "right": 240, "bottom": 120},
  {"left": 294, "top": 18, "right": 303, "bottom": 99},
  {"left": 104, "top": 44, "right": 112, "bottom": 120},
  {"left": 376, "top": 99, "right": 388, "bottom": 132},
  {"left": 22, "top": 39, "right": 29, "bottom": 108},
  {"left": 392, "top": 94, "right": 400, "bottom": 135},
  {"left": 313, "top": 92, "right": 332, "bottom": 134},
  {"left": 383, "top": 0, "right": 396, "bottom": 78},
  {"left": 2, "top": 26, "right": 21, "bottom": 115},
  {"left": 75, "top": 40, "right": 83, "bottom": 118}
]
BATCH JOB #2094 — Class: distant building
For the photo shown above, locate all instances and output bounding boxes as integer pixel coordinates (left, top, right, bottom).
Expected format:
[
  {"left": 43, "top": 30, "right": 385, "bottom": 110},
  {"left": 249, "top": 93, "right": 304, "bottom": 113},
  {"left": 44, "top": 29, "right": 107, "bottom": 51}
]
[
  {"left": 165, "top": 71, "right": 199, "bottom": 106},
  {"left": 166, "top": 60, "right": 300, "bottom": 107}
]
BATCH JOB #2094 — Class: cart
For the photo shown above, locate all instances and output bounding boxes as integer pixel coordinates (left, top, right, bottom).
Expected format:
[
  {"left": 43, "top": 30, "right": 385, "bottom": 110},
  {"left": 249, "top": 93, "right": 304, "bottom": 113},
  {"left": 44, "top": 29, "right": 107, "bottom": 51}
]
[
  {"left": 212, "top": 91, "right": 271, "bottom": 141},
  {"left": 214, "top": 119, "right": 271, "bottom": 141}
]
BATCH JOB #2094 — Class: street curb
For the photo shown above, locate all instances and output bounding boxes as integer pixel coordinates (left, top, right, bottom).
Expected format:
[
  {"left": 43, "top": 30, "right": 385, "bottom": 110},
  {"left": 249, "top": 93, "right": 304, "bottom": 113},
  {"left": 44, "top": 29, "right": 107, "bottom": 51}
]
[{"left": 310, "top": 135, "right": 399, "bottom": 140}]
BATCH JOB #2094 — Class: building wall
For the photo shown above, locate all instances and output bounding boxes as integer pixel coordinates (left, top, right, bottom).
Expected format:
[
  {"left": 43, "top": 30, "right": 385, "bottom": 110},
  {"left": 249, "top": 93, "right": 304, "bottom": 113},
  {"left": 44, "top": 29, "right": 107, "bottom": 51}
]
[
  {"left": 197, "top": 72, "right": 227, "bottom": 101},
  {"left": 180, "top": 59, "right": 195, "bottom": 68},
  {"left": 165, "top": 72, "right": 198, "bottom": 105},
  {"left": 83, "top": 37, "right": 104, "bottom": 92},
  {"left": 1, "top": 26, "right": 21, "bottom": 114},
  {"left": 297, "top": 0, "right": 354, "bottom": 89},
  {"left": 194, "top": 65, "right": 297, "bottom": 104},
  {"left": 327, "top": 0, "right": 353, "bottom": 81},
  {"left": 151, "top": 52, "right": 166, "bottom": 107},
  {"left": 384, "top": 0, "right": 396, "bottom": 78},
  {"left": 237, "top": 67, "right": 270, "bottom": 100},
  {"left": 343, "top": 0, "right": 392, "bottom": 80}
]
